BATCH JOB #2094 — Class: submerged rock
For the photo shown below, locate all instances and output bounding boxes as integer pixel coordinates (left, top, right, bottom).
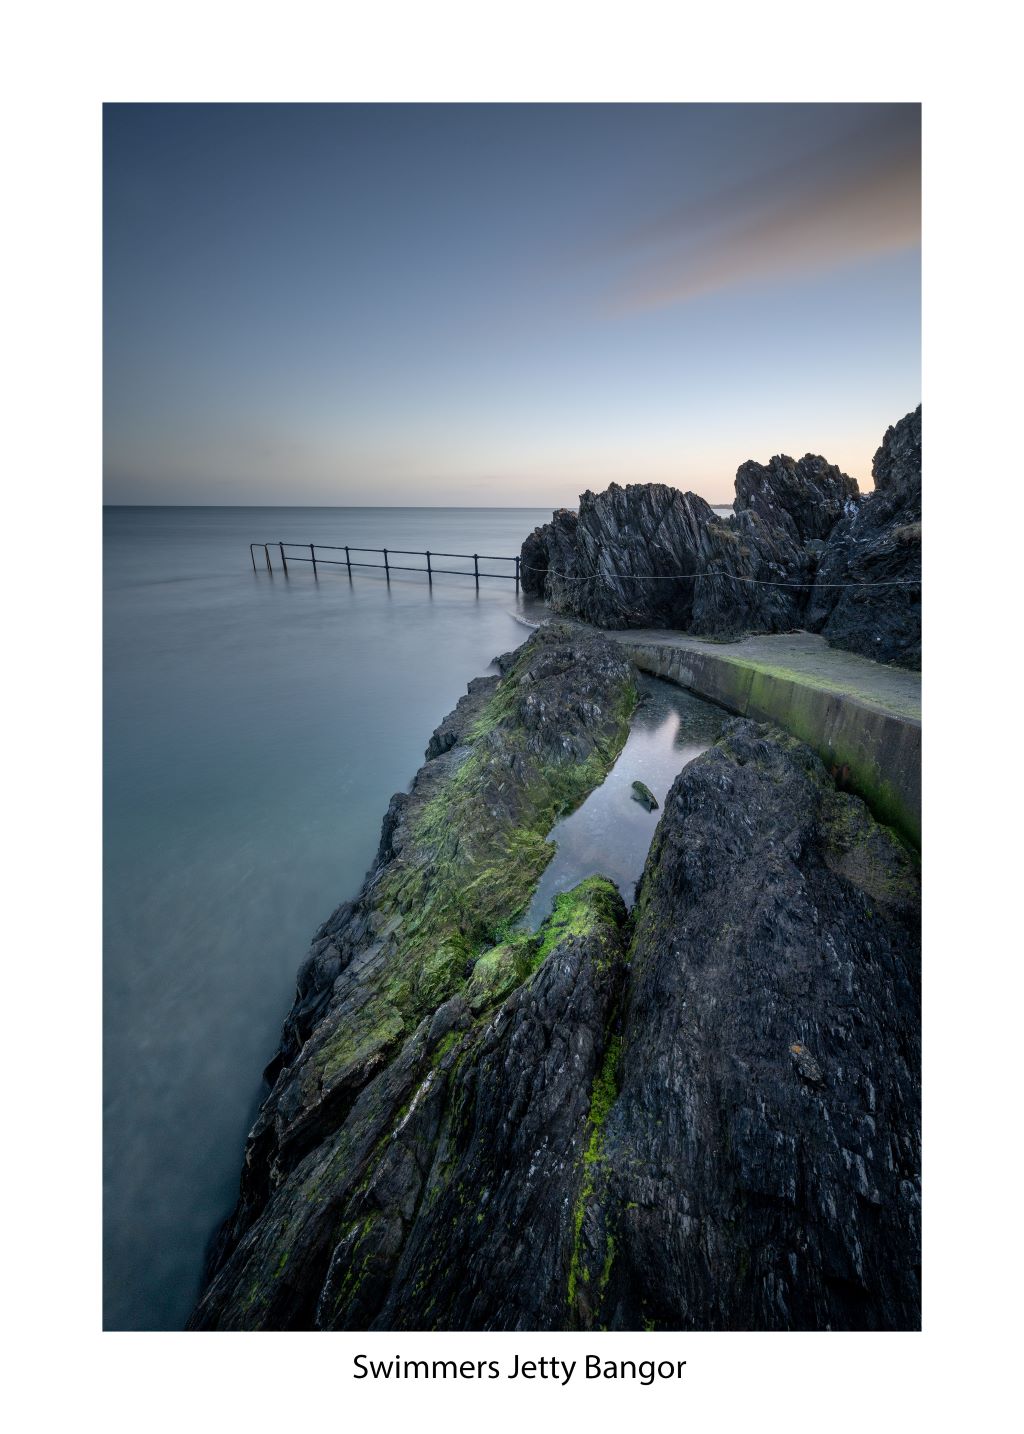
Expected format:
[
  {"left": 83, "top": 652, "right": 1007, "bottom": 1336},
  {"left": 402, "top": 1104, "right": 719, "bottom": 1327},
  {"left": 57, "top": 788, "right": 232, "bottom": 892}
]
[{"left": 630, "top": 780, "right": 658, "bottom": 810}]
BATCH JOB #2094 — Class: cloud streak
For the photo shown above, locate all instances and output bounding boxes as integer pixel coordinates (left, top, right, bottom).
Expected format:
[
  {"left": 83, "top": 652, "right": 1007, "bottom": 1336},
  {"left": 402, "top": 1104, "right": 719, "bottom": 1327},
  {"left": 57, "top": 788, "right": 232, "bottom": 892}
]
[{"left": 607, "top": 109, "right": 920, "bottom": 312}]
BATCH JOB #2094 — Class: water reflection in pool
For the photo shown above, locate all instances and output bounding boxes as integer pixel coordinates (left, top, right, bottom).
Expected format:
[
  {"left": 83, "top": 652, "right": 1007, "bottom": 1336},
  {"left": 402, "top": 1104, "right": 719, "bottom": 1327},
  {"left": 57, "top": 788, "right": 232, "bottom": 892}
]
[{"left": 524, "top": 677, "right": 726, "bottom": 928}]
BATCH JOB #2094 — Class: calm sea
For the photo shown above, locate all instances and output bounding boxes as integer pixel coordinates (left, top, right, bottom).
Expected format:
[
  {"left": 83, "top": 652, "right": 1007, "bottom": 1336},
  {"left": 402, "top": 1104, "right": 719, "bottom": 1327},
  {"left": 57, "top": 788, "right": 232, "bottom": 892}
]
[
  {"left": 104, "top": 506, "right": 554, "bottom": 1330},
  {"left": 103, "top": 502, "right": 733, "bottom": 1330}
]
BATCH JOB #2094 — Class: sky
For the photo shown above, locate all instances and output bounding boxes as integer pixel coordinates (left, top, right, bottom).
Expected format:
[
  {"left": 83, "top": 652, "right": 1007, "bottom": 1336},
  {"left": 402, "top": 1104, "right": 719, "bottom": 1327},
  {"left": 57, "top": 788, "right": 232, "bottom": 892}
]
[{"left": 103, "top": 103, "right": 920, "bottom": 507}]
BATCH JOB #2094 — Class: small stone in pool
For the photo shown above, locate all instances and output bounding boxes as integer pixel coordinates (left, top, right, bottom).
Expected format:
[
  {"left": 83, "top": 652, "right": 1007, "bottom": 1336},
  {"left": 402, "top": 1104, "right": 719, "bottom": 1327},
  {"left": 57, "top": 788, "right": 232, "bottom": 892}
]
[{"left": 631, "top": 780, "right": 658, "bottom": 811}]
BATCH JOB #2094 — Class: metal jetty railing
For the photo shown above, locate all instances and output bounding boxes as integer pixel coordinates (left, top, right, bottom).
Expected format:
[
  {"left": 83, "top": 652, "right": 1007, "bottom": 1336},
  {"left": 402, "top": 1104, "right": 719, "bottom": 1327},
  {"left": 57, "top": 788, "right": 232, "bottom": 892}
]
[{"left": 249, "top": 541, "right": 521, "bottom": 590}]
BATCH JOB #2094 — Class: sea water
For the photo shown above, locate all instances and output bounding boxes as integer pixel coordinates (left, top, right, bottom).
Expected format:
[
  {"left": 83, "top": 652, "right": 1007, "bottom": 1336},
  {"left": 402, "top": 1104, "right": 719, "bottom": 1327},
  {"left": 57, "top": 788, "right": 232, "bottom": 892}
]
[{"left": 103, "top": 504, "right": 727, "bottom": 1329}]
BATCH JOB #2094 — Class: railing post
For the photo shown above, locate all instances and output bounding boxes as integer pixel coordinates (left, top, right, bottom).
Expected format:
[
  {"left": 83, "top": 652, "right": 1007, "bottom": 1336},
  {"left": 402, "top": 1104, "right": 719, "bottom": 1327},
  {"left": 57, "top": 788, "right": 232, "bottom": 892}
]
[{"left": 246, "top": 540, "right": 522, "bottom": 588}]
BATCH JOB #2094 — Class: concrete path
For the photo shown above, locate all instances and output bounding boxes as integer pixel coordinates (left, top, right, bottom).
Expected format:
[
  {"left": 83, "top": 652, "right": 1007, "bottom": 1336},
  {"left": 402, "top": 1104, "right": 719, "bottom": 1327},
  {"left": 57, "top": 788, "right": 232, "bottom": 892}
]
[
  {"left": 604, "top": 629, "right": 920, "bottom": 721},
  {"left": 590, "top": 627, "right": 921, "bottom": 846}
]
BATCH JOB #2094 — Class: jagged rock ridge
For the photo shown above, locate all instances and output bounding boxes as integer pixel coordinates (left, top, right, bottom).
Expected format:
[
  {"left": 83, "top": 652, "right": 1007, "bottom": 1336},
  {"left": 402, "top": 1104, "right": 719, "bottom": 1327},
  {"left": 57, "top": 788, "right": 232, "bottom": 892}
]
[
  {"left": 190, "top": 626, "right": 637, "bottom": 1328},
  {"left": 521, "top": 406, "right": 921, "bottom": 669},
  {"left": 191, "top": 631, "right": 920, "bottom": 1332},
  {"left": 805, "top": 405, "right": 921, "bottom": 667},
  {"left": 594, "top": 720, "right": 921, "bottom": 1330}
]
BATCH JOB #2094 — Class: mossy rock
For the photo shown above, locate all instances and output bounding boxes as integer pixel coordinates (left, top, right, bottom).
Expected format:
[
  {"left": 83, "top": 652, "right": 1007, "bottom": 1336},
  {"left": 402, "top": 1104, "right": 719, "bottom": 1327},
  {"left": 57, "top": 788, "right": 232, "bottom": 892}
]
[{"left": 631, "top": 780, "right": 658, "bottom": 811}]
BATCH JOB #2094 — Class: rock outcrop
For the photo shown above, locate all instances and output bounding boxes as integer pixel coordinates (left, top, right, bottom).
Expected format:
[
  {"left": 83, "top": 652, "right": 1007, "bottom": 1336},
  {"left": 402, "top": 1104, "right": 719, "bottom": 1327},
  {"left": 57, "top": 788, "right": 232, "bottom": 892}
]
[
  {"left": 521, "top": 483, "right": 812, "bottom": 637},
  {"left": 520, "top": 485, "right": 714, "bottom": 628},
  {"left": 593, "top": 720, "right": 921, "bottom": 1330},
  {"left": 520, "top": 407, "right": 921, "bottom": 669},
  {"left": 734, "top": 453, "right": 859, "bottom": 544},
  {"left": 804, "top": 406, "right": 921, "bottom": 669},
  {"left": 190, "top": 625, "right": 637, "bottom": 1329},
  {"left": 191, "top": 628, "right": 920, "bottom": 1332}
]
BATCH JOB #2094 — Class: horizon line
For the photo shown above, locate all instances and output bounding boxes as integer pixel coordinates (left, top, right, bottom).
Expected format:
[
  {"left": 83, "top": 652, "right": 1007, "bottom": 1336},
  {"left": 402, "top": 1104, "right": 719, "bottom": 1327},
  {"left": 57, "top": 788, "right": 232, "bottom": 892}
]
[{"left": 102, "top": 499, "right": 738, "bottom": 510}]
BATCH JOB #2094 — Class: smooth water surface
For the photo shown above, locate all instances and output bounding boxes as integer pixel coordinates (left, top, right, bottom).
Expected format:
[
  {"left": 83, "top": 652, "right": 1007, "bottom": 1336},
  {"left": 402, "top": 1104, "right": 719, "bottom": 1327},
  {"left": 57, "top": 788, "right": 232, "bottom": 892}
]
[
  {"left": 525, "top": 678, "right": 725, "bottom": 927},
  {"left": 104, "top": 506, "right": 550, "bottom": 1330}
]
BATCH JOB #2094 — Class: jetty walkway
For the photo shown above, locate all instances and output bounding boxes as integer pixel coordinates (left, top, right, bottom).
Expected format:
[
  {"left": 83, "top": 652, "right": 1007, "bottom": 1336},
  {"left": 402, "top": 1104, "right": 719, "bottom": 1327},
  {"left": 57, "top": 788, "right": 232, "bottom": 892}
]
[{"left": 597, "top": 628, "right": 921, "bottom": 847}]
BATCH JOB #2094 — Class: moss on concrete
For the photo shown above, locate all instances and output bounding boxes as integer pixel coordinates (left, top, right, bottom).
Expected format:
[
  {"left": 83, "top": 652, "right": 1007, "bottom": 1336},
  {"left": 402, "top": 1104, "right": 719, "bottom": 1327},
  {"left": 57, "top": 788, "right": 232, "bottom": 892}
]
[{"left": 623, "top": 637, "right": 920, "bottom": 847}]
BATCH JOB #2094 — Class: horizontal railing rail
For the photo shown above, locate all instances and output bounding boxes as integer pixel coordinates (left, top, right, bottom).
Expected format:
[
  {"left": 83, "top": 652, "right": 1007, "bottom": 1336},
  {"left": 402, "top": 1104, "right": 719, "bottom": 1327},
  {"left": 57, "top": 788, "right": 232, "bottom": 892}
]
[{"left": 249, "top": 540, "right": 521, "bottom": 589}]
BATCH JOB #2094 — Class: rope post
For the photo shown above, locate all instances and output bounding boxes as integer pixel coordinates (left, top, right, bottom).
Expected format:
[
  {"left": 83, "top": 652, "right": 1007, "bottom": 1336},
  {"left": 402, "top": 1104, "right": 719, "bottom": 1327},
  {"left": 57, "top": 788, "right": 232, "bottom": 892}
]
[
  {"left": 310, "top": 542, "right": 317, "bottom": 577},
  {"left": 515, "top": 555, "right": 520, "bottom": 591},
  {"left": 425, "top": 549, "right": 432, "bottom": 585},
  {"left": 264, "top": 544, "right": 272, "bottom": 573},
  {"left": 383, "top": 547, "right": 390, "bottom": 581},
  {"left": 279, "top": 542, "right": 288, "bottom": 575},
  {"left": 473, "top": 553, "right": 479, "bottom": 590}
]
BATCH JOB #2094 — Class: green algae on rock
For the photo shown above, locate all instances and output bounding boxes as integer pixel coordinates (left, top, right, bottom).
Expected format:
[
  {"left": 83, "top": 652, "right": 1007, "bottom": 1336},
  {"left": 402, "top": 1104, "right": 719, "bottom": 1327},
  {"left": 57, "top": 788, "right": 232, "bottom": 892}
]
[
  {"left": 189, "top": 625, "right": 636, "bottom": 1329},
  {"left": 190, "top": 638, "right": 919, "bottom": 1333}
]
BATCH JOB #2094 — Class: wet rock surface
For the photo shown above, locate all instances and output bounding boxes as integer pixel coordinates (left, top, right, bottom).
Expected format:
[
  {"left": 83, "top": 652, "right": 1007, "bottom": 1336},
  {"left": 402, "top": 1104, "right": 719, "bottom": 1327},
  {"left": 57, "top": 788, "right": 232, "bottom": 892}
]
[
  {"left": 630, "top": 780, "right": 658, "bottom": 810},
  {"left": 191, "top": 640, "right": 919, "bottom": 1332},
  {"left": 520, "top": 407, "right": 921, "bottom": 669}
]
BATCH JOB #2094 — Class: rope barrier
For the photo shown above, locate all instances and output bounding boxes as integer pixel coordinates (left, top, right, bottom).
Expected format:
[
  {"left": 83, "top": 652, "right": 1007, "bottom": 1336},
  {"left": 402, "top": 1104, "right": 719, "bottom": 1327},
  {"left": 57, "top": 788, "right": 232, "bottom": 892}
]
[{"left": 521, "top": 565, "right": 918, "bottom": 590}]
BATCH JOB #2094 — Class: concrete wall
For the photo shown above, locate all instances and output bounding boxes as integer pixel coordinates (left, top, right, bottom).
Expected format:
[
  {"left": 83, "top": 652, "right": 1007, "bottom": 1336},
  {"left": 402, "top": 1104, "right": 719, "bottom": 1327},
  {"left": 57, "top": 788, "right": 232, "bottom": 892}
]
[{"left": 621, "top": 640, "right": 921, "bottom": 848}]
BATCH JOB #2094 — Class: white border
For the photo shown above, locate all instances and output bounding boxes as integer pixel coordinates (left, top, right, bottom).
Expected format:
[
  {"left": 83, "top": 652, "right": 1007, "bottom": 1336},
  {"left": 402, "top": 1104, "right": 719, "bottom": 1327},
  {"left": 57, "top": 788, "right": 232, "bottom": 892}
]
[{"left": 5, "top": 2, "right": 1020, "bottom": 1429}]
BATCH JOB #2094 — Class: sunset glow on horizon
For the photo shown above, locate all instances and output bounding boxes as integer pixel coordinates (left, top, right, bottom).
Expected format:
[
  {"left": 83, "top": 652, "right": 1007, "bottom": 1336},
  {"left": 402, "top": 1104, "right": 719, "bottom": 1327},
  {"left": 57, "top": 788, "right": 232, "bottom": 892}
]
[{"left": 104, "top": 103, "right": 920, "bottom": 508}]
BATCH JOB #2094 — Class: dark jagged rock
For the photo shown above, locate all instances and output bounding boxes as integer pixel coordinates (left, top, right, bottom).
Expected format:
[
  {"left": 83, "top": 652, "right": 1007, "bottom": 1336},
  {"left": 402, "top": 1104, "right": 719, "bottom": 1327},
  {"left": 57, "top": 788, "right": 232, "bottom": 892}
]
[
  {"left": 806, "top": 406, "right": 921, "bottom": 669},
  {"left": 520, "top": 482, "right": 812, "bottom": 636},
  {"left": 319, "top": 879, "right": 628, "bottom": 1331},
  {"left": 734, "top": 453, "right": 859, "bottom": 544},
  {"left": 690, "top": 508, "right": 811, "bottom": 637},
  {"left": 192, "top": 640, "right": 919, "bottom": 1333},
  {"left": 519, "top": 477, "right": 818, "bottom": 638},
  {"left": 522, "top": 484, "right": 712, "bottom": 628},
  {"left": 519, "top": 514, "right": 575, "bottom": 600},
  {"left": 189, "top": 627, "right": 637, "bottom": 1329},
  {"left": 519, "top": 408, "right": 921, "bottom": 668},
  {"left": 423, "top": 675, "right": 498, "bottom": 760},
  {"left": 872, "top": 403, "right": 923, "bottom": 508},
  {"left": 588, "top": 719, "right": 921, "bottom": 1331}
]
